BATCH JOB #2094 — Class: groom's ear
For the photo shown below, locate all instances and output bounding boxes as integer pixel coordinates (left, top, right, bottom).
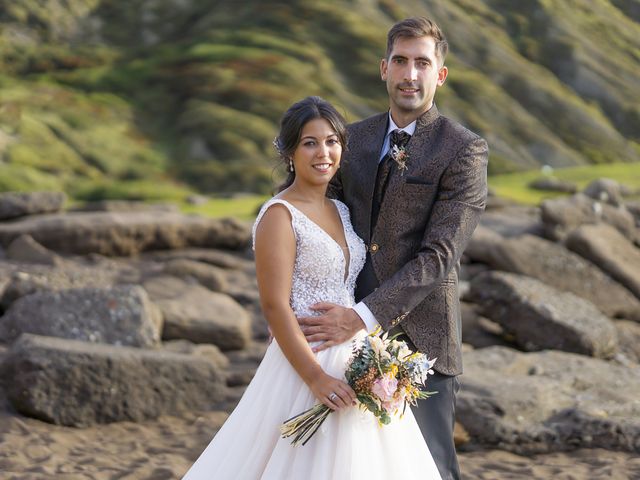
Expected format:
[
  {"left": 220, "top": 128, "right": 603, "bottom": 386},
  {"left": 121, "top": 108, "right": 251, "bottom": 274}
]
[
  {"left": 380, "top": 58, "right": 388, "bottom": 81},
  {"left": 437, "top": 66, "right": 448, "bottom": 86}
]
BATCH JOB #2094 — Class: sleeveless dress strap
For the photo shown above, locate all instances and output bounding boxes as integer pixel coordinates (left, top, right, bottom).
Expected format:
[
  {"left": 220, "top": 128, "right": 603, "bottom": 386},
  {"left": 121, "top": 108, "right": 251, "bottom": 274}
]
[
  {"left": 331, "top": 199, "right": 349, "bottom": 223},
  {"left": 252, "top": 199, "right": 299, "bottom": 251}
]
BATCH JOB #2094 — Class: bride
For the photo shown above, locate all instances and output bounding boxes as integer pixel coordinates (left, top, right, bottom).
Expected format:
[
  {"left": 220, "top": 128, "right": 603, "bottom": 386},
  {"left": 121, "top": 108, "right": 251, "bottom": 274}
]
[{"left": 182, "top": 96, "right": 441, "bottom": 480}]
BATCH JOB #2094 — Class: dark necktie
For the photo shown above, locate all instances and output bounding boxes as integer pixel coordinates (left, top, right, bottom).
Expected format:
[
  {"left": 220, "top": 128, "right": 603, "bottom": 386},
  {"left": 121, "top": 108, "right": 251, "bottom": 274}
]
[{"left": 371, "top": 129, "right": 411, "bottom": 231}]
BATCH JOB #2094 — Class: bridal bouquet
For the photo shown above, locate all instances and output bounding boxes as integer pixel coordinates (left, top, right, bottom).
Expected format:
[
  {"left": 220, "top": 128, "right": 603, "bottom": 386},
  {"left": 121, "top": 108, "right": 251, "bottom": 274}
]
[{"left": 280, "top": 329, "right": 437, "bottom": 446}]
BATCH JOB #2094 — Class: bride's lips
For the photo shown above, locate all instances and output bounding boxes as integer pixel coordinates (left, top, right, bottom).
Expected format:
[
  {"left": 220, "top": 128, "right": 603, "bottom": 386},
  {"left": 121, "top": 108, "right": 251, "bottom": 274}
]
[{"left": 312, "top": 163, "right": 333, "bottom": 173}]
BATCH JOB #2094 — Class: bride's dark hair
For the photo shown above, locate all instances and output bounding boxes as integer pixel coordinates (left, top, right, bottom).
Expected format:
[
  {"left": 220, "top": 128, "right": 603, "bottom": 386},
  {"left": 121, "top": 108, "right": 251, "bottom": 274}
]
[{"left": 273, "top": 96, "right": 348, "bottom": 192}]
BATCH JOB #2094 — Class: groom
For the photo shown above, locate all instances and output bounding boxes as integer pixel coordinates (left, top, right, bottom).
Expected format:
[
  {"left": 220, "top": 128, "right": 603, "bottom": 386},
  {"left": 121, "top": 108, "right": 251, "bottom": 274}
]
[{"left": 299, "top": 16, "right": 488, "bottom": 479}]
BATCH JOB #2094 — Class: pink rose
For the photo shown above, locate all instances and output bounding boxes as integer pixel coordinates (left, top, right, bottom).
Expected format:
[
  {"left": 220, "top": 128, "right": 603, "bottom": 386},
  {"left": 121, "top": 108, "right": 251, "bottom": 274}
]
[
  {"left": 371, "top": 373, "right": 398, "bottom": 402},
  {"left": 382, "top": 397, "right": 403, "bottom": 413}
]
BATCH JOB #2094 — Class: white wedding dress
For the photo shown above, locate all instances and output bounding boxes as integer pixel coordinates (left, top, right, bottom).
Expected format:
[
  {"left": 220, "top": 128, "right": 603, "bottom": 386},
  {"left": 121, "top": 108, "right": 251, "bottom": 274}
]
[{"left": 182, "top": 198, "right": 441, "bottom": 480}]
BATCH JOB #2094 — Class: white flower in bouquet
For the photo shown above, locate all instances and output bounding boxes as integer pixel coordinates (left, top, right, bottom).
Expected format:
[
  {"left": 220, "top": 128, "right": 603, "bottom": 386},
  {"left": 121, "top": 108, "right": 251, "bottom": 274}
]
[{"left": 281, "top": 330, "right": 437, "bottom": 446}]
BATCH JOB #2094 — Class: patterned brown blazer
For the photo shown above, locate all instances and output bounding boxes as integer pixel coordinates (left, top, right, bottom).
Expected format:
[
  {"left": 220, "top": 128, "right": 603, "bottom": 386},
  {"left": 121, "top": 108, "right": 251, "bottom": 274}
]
[{"left": 329, "top": 105, "right": 488, "bottom": 376}]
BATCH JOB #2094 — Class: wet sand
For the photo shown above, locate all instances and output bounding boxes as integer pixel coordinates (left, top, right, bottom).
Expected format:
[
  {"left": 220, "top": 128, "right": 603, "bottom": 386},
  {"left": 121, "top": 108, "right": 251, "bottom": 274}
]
[{"left": 1, "top": 385, "right": 638, "bottom": 480}]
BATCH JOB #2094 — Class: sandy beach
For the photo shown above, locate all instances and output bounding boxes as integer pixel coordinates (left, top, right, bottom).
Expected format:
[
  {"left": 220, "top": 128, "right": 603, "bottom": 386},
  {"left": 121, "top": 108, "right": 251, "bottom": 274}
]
[{"left": 1, "top": 378, "right": 639, "bottom": 480}]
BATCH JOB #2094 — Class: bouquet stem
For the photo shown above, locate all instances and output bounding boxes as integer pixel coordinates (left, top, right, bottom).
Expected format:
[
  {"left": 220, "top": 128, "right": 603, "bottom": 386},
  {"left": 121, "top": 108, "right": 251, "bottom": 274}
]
[
  {"left": 280, "top": 403, "right": 332, "bottom": 446},
  {"left": 280, "top": 330, "right": 437, "bottom": 447}
]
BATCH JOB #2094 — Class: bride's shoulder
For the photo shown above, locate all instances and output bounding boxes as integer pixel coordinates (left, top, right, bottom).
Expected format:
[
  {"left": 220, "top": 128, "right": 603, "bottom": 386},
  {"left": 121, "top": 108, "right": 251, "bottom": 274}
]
[
  {"left": 252, "top": 198, "right": 297, "bottom": 250},
  {"left": 255, "top": 198, "right": 296, "bottom": 227}
]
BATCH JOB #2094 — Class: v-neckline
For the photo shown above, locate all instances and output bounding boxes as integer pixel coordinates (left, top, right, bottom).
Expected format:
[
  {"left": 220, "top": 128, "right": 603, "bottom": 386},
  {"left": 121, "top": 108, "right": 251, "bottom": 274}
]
[{"left": 276, "top": 198, "right": 351, "bottom": 284}]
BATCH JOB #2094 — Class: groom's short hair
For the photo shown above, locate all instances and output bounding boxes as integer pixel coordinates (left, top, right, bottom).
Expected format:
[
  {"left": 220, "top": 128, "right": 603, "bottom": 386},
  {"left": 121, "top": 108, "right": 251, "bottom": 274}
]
[{"left": 386, "top": 17, "right": 449, "bottom": 66}]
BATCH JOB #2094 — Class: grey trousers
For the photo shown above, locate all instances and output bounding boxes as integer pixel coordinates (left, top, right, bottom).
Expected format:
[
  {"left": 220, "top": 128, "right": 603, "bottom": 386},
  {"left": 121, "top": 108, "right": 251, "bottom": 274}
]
[
  {"left": 394, "top": 331, "right": 461, "bottom": 480},
  {"left": 411, "top": 372, "right": 461, "bottom": 480}
]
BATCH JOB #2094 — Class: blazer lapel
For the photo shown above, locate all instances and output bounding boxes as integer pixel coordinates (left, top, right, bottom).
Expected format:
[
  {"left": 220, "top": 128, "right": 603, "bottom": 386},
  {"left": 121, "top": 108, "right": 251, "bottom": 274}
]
[
  {"left": 375, "top": 105, "right": 441, "bottom": 233},
  {"left": 352, "top": 113, "right": 388, "bottom": 243}
]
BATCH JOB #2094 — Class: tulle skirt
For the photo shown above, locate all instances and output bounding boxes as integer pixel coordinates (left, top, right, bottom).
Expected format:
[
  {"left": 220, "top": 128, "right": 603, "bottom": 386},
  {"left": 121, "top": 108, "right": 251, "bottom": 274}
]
[{"left": 182, "top": 332, "right": 441, "bottom": 480}]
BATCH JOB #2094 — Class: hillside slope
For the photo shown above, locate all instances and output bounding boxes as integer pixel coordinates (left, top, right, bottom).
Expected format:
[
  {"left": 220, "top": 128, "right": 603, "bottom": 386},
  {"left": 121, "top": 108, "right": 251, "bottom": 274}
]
[{"left": 0, "top": 0, "right": 638, "bottom": 195}]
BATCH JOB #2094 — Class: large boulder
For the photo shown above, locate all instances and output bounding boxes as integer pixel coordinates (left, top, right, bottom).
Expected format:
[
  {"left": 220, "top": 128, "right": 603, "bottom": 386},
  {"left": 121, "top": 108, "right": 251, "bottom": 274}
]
[
  {"left": 475, "top": 234, "right": 640, "bottom": 320},
  {"left": 468, "top": 271, "right": 618, "bottom": 358},
  {"left": 479, "top": 206, "right": 543, "bottom": 238},
  {"left": 163, "top": 258, "right": 227, "bottom": 292},
  {"left": 460, "top": 302, "right": 513, "bottom": 349},
  {"left": 528, "top": 177, "right": 577, "bottom": 193},
  {"left": 458, "top": 347, "right": 640, "bottom": 453},
  {"left": 222, "top": 268, "right": 268, "bottom": 339},
  {"left": 0, "top": 192, "right": 66, "bottom": 221},
  {"left": 221, "top": 267, "right": 259, "bottom": 301},
  {"left": 0, "top": 266, "right": 122, "bottom": 310},
  {"left": 1, "top": 334, "right": 226, "bottom": 426},
  {"left": 463, "top": 224, "right": 504, "bottom": 264},
  {"left": 230, "top": 291, "right": 268, "bottom": 340},
  {"left": 541, "top": 193, "right": 636, "bottom": 241},
  {"left": 485, "top": 195, "right": 517, "bottom": 210},
  {"left": 69, "top": 200, "right": 179, "bottom": 213},
  {"left": 615, "top": 320, "right": 640, "bottom": 364},
  {"left": 566, "top": 224, "right": 640, "bottom": 300},
  {"left": 145, "top": 248, "right": 252, "bottom": 270},
  {"left": 0, "top": 285, "right": 162, "bottom": 347},
  {"left": 162, "top": 339, "right": 230, "bottom": 370},
  {"left": 1, "top": 271, "right": 60, "bottom": 311},
  {"left": 626, "top": 201, "right": 640, "bottom": 227},
  {"left": 5, "top": 234, "right": 63, "bottom": 266},
  {"left": 0, "top": 274, "right": 9, "bottom": 309},
  {"left": 0, "top": 211, "right": 251, "bottom": 256},
  {"left": 143, "top": 276, "right": 251, "bottom": 350},
  {"left": 583, "top": 178, "right": 625, "bottom": 206},
  {"left": 225, "top": 340, "right": 269, "bottom": 386}
]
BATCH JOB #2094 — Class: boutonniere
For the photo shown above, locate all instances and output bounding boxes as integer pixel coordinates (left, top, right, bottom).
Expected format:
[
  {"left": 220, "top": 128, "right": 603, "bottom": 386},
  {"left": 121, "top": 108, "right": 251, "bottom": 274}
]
[{"left": 390, "top": 144, "right": 409, "bottom": 175}]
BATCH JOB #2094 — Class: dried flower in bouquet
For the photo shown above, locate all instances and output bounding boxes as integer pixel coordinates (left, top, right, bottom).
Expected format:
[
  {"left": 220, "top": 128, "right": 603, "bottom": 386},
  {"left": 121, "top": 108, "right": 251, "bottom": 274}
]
[{"left": 281, "top": 329, "right": 436, "bottom": 446}]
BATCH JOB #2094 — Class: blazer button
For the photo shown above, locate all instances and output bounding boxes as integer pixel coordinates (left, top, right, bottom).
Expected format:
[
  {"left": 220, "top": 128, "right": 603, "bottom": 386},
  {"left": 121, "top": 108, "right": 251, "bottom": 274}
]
[{"left": 369, "top": 243, "right": 379, "bottom": 253}]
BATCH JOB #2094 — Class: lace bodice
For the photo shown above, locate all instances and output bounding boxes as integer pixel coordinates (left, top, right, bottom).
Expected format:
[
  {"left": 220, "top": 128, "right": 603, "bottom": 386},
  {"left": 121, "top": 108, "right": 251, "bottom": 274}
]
[{"left": 252, "top": 198, "right": 367, "bottom": 316}]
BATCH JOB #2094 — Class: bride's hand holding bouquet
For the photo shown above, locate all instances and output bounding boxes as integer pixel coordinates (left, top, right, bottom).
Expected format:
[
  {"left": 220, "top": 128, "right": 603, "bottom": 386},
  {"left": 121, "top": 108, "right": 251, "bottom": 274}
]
[
  {"left": 281, "top": 329, "right": 437, "bottom": 446},
  {"left": 308, "top": 370, "right": 357, "bottom": 411}
]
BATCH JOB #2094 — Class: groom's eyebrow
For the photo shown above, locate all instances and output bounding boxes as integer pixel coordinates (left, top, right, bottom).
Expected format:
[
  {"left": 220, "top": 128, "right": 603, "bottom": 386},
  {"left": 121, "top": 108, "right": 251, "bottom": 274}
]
[{"left": 392, "top": 54, "right": 433, "bottom": 64}]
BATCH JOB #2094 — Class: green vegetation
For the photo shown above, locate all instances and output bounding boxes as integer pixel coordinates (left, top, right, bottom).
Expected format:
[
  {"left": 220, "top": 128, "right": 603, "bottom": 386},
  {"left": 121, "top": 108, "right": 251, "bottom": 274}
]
[
  {"left": 179, "top": 195, "right": 269, "bottom": 220},
  {"left": 489, "top": 162, "right": 640, "bottom": 204},
  {"left": 175, "top": 163, "right": 640, "bottom": 221},
  {"left": 70, "top": 179, "right": 193, "bottom": 202},
  {"left": 0, "top": 76, "right": 184, "bottom": 197},
  {"left": 0, "top": 0, "right": 638, "bottom": 200}
]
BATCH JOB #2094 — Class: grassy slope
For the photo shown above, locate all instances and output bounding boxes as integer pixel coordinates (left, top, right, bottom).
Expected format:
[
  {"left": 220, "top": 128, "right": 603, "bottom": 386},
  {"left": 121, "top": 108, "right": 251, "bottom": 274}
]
[
  {"left": 182, "top": 162, "right": 640, "bottom": 219},
  {"left": 489, "top": 162, "right": 640, "bottom": 204},
  {"left": 0, "top": 0, "right": 638, "bottom": 198}
]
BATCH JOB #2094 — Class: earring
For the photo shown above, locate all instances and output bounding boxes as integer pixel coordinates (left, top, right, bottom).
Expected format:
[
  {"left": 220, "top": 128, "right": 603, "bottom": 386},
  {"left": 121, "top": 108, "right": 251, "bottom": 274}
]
[{"left": 288, "top": 159, "right": 294, "bottom": 173}]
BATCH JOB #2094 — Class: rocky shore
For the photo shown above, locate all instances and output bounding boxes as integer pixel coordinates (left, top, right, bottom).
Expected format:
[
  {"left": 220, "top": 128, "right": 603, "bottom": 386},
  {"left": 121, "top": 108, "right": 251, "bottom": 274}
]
[{"left": 0, "top": 183, "right": 639, "bottom": 479}]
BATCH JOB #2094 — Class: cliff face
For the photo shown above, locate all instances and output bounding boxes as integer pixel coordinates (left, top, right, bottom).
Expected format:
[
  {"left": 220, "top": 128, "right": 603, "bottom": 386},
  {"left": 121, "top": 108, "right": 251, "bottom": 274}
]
[{"left": 1, "top": 0, "right": 638, "bottom": 194}]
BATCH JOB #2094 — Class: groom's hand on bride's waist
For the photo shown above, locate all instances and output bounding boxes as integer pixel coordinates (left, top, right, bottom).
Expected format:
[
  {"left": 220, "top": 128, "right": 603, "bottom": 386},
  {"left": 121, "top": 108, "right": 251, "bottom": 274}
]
[{"left": 298, "top": 303, "right": 366, "bottom": 353}]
